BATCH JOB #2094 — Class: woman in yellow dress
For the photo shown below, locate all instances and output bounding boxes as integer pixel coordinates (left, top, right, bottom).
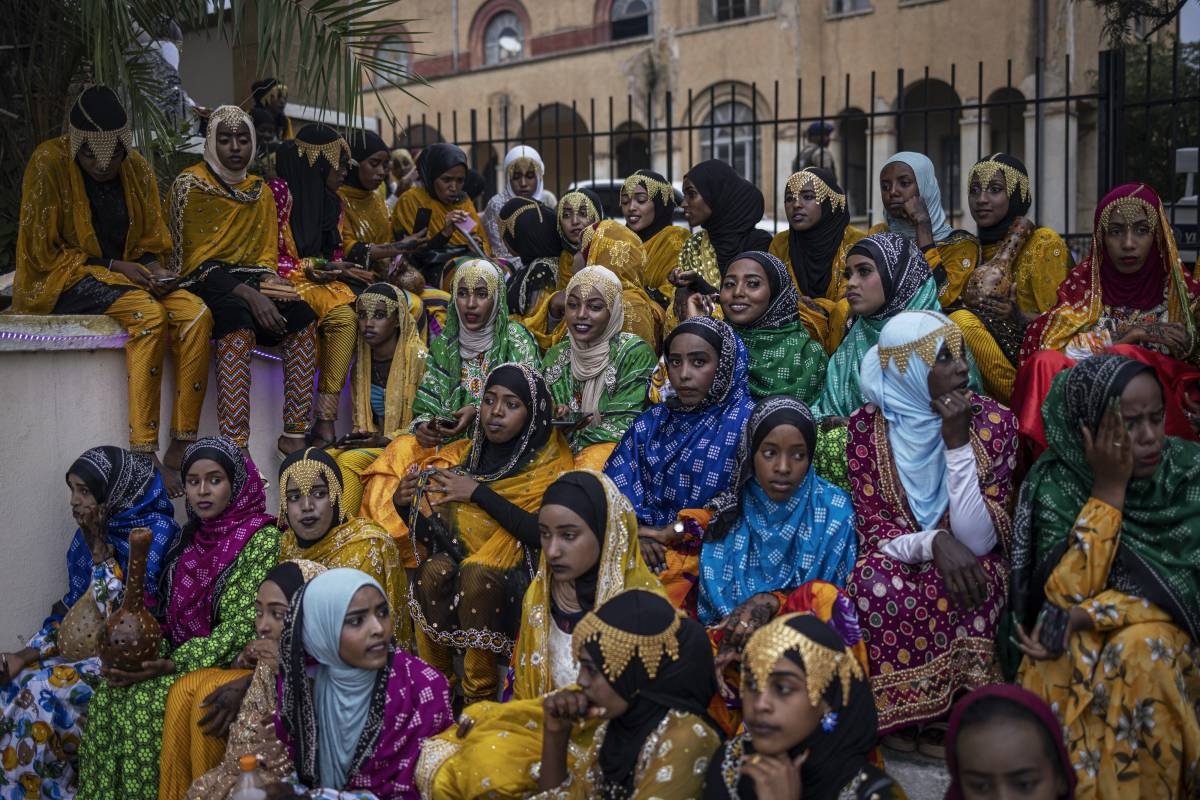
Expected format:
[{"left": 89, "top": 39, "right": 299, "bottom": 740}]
[
  {"left": 579, "top": 219, "right": 665, "bottom": 352},
  {"left": 414, "top": 470, "right": 663, "bottom": 799},
  {"left": 768, "top": 167, "right": 867, "bottom": 352},
  {"left": 390, "top": 142, "right": 489, "bottom": 257},
  {"left": 620, "top": 169, "right": 690, "bottom": 307},
  {"left": 555, "top": 189, "right": 604, "bottom": 289},
  {"left": 500, "top": 196, "right": 565, "bottom": 350},
  {"left": 337, "top": 130, "right": 420, "bottom": 274},
  {"left": 1011, "top": 354, "right": 1200, "bottom": 800}
]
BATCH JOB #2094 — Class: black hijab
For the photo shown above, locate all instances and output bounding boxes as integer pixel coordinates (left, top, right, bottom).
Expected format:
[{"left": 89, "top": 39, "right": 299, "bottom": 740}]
[
  {"left": 542, "top": 471, "right": 608, "bottom": 611},
  {"left": 685, "top": 159, "right": 773, "bottom": 274},
  {"left": 466, "top": 363, "right": 553, "bottom": 482},
  {"left": 970, "top": 153, "right": 1032, "bottom": 245},
  {"left": 785, "top": 168, "right": 850, "bottom": 298},
  {"left": 278, "top": 447, "right": 348, "bottom": 532},
  {"left": 417, "top": 142, "right": 469, "bottom": 200},
  {"left": 577, "top": 589, "right": 718, "bottom": 799},
  {"left": 344, "top": 129, "right": 389, "bottom": 191},
  {"left": 500, "top": 197, "right": 561, "bottom": 261},
  {"left": 847, "top": 232, "right": 934, "bottom": 321},
  {"left": 623, "top": 169, "right": 676, "bottom": 242},
  {"left": 251, "top": 77, "right": 289, "bottom": 132},
  {"left": 275, "top": 124, "right": 347, "bottom": 259},
  {"left": 264, "top": 560, "right": 308, "bottom": 602}
]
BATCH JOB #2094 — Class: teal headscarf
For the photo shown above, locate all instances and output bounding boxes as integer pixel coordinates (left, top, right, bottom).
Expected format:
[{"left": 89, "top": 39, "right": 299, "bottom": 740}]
[{"left": 882, "top": 151, "right": 953, "bottom": 242}]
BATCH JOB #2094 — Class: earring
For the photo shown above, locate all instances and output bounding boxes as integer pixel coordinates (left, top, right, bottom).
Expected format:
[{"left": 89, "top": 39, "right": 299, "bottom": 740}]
[{"left": 820, "top": 711, "right": 838, "bottom": 733}]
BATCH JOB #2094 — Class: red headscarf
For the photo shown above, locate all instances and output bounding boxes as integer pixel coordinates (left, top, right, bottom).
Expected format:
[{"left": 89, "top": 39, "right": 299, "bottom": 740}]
[{"left": 1095, "top": 182, "right": 1168, "bottom": 310}]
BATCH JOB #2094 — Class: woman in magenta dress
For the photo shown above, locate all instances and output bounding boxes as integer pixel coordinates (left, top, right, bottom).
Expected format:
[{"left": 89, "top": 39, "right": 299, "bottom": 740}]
[{"left": 846, "top": 310, "right": 1018, "bottom": 757}]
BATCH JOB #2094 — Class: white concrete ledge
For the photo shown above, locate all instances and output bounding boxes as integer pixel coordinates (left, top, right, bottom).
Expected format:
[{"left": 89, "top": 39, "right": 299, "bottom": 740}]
[{"left": 0, "top": 314, "right": 128, "bottom": 352}]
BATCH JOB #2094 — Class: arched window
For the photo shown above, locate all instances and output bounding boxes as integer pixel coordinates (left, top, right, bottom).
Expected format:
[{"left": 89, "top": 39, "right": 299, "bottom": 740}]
[
  {"left": 484, "top": 11, "right": 524, "bottom": 65},
  {"left": 705, "top": 0, "right": 759, "bottom": 23},
  {"left": 372, "top": 34, "right": 411, "bottom": 87},
  {"left": 701, "top": 101, "right": 758, "bottom": 184},
  {"left": 612, "top": 0, "right": 652, "bottom": 40}
]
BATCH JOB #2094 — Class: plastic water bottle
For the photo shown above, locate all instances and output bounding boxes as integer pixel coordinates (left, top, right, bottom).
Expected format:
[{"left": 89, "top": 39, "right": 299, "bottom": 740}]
[{"left": 230, "top": 754, "right": 268, "bottom": 800}]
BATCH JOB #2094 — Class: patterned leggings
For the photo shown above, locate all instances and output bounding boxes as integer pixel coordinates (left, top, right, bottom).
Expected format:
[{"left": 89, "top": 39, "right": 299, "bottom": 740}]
[{"left": 215, "top": 323, "right": 317, "bottom": 447}]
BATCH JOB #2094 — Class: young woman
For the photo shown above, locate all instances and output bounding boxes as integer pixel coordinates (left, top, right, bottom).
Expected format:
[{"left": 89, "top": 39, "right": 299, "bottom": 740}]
[
  {"left": 390, "top": 142, "right": 489, "bottom": 255},
  {"left": 169, "top": 105, "right": 317, "bottom": 456},
  {"left": 1013, "top": 183, "right": 1200, "bottom": 454},
  {"left": 944, "top": 685, "right": 1075, "bottom": 800},
  {"left": 250, "top": 78, "right": 292, "bottom": 140},
  {"left": 768, "top": 168, "right": 867, "bottom": 352},
  {"left": 78, "top": 436, "right": 280, "bottom": 800},
  {"left": 872, "top": 151, "right": 979, "bottom": 308},
  {"left": 333, "top": 283, "right": 429, "bottom": 516},
  {"left": 415, "top": 470, "right": 664, "bottom": 799},
  {"left": 846, "top": 311, "right": 1016, "bottom": 757},
  {"left": 481, "top": 145, "right": 554, "bottom": 262},
  {"left": 705, "top": 614, "right": 903, "bottom": 800},
  {"left": 387, "top": 148, "right": 416, "bottom": 209},
  {"left": 0, "top": 448, "right": 178, "bottom": 800},
  {"left": 360, "top": 259, "right": 538, "bottom": 551},
  {"left": 13, "top": 87, "right": 212, "bottom": 490},
  {"left": 579, "top": 218, "right": 666, "bottom": 351},
  {"left": 277, "top": 447, "right": 410, "bottom": 650},
  {"left": 605, "top": 316, "right": 755, "bottom": 612},
  {"left": 500, "top": 196, "right": 566, "bottom": 349},
  {"left": 338, "top": 130, "right": 417, "bottom": 272},
  {"left": 395, "top": 363, "right": 574, "bottom": 704},
  {"left": 1011, "top": 355, "right": 1200, "bottom": 799},
  {"left": 160, "top": 560, "right": 326, "bottom": 800},
  {"left": 278, "top": 568, "right": 454, "bottom": 797},
  {"left": 555, "top": 189, "right": 604, "bottom": 288},
  {"left": 947, "top": 154, "right": 1072, "bottom": 402},
  {"left": 620, "top": 169, "right": 689, "bottom": 305},
  {"left": 543, "top": 265, "right": 657, "bottom": 470},
  {"left": 535, "top": 588, "right": 720, "bottom": 798},
  {"left": 271, "top": 124, "right": 362, "bottom": 445}
]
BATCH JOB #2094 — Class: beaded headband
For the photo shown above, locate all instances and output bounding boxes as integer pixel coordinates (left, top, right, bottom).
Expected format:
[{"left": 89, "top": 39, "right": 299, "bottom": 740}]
[
  {"left": 621, "top": 173, "right": 674, "bottom": 206},
  {"left": 1098, "top": 188, "right": 1157, "bottom": 231},
  {"left": 279, "top": 449, "right": 343, "bottom": 521},
  {"left": 785, "top": 170, "right": 846, "bottom": 214},
  {"left": 296, "top": 136, "right": 351, "bottom": 169},
  {"left": 507, "top": 156, "right": 540, "bottom": 178},
  {"left": 68, "top": 97, "right": 135, "bottom": 172},
  {"left": 969, "top": 157, "right": 1031, "bottom": 203},
  {"left": 499, "top": 201, "right": 542, "bottom": 242},
  {"left": 559, "top": 191, "right": 600, "bottom": 224},
  {"left": 743, "top": 613, "right": 863, "bottom": 709},
  {"left": 209, "top": 105, "right": 251, "bottom": 137},
  {"left": 877, "top": 322, "right": 964, "bottom": 374},
  {"left": 567, "top": 265, "right": 622, "bottom": 307},
  {"left": 454, "top": 259, "right": 502, "bottom": 293},
  {"left": 357, "top": 291, "right": 400, "bottom": 318},
  {"left": 572, "top": 610, "right": 682, "bottom": 681},
  {"left": 264, "top": 83, "right": 288, "bottom": 102}
]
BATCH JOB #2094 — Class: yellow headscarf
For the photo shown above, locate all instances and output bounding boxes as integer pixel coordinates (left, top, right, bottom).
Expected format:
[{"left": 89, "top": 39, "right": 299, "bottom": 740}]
[{"left": 351, "top": 285, "right": 429, "bottom": 437}]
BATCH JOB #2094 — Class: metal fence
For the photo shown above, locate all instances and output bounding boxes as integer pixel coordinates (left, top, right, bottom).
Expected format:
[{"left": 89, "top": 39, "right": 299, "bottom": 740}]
[{"left": 386, "top": 43, "right": 1199, "bottom": 261}]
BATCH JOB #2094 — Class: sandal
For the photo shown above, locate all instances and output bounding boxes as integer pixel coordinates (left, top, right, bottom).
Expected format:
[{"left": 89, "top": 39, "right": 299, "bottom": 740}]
[
  {"left": 881, "top": 726, "right": 919, "bottom": 753},
  {"left": 917, "top": 722, "right": 948, "bottom": 760}
]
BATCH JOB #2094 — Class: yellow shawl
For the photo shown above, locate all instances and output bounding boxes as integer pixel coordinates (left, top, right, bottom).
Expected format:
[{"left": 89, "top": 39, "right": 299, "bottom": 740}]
[
  {"left": 641, "top": 224, "right": 690, "bottom": 300},
  {"left": 391, "top": 186, "right": 490, "bottom": 254},
  {"left": 338, "top": 184, "right": 392, "bottom": 260},
  {"left": 582, "top": 220, "right": 665, "bottom": 352},
  {"left": 351, "top": 289, "right": 429, "bottom": 437},
  {"left": 168, "top": 162, "right": 278, "bottom": 276},
  {"left": 768, "top": 225, "right": 865, "bottom": 353},
  {"left": 14, "top": 137, "right": 172, "bottom": 313}
]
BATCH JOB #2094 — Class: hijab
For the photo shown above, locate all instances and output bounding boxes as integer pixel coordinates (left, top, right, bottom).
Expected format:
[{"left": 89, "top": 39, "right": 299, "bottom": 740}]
[
  {"left": 881, "top": 152, "right": 953, "bottom": 242},
  {"left": 859, "top": 311, "right": 967, "bottom": 529},
  {"left": 344, "top": 129, "right": 389, "bottom": 191},
  {"left": 500, "top": 197, "right": 561, "bottom": 262},
  {"left": 497, "top": 145, "right": 547, "bottom": 203},
  {"left": 452, "top": 259, "right": 505, "bottom": 360},
  {"left": 466, "top": 362, "right": 554, "bottom": 481},
  {"left": 574, "top": 589, "right": 717, "bottom": 799},
  {"left": 416, "top": 142, "right": 469, "bottom": 199},
  {"left": 684, "top": 159, "right": 774, "bottom": 274},
  {"left": 278, "top": 446, "right": 349, "bottom": 531},
  {"left": 251, "top": 77, "right": 288, "bottom": 133},
  {"left": 67, "top": 86, "right": 133, "bottom": 172},
  {"left": 63, "top": 446, "right": 178, "bottom": 614},
  {"left": 621, "top": 169, "right": 677, "bottom": 242},
  {"left": 164, "top": 436, "right": 274, "bottom": 644},
  {"left": 968, "top": 154, "right": 1031, "bottom": 245},
  {"left": 557, "top": 189, "right": 605, "bottom": 252},
  {"left": 785, "top": 168, "right": 851, "bottom": 298},
  {"left": 204, "top": 105, "right": 258, "bottom": 186},
  {"left": 275, "top": 124, "right": 350, "bottom": 258},
  {"left": 1095, "top": 183, "right": 1170, "bottom": 310},
  {"left": 542, "top": 470, "right": 609, "bottom": 611},
  {"left": 566, "top": 265, "right": 626, "bottom": 417},
  {"left": 728, "top": 250, "right": 799, "bottom": 331}
]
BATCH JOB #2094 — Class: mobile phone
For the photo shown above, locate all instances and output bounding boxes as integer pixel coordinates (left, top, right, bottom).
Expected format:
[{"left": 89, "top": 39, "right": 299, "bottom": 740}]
[
  {"left": 551, "top": 412, "right": 587, "bottom": 429},
  {"left": 434, "top": 415, "right": 458, "bottom": 428},
  {"left": 413, "top": 207, "right": 433, "bottom": 235},
  {"left": 153, "top": 276, "right": 177, "bottom": 284}
]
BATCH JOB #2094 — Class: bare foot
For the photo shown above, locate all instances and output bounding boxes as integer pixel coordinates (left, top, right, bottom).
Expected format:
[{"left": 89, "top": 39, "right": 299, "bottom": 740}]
[
  {"left": 152, "top": 453, "right": 184, "bottom": 498},
  {"left": 277, "top": 435, "right": 306, "bottom": 457},
  {"left": 311, "top": 419, "right": 337, "bottom": 449},
  {"left": 163, "top": 438, "right": 189, "bottom": 472}
]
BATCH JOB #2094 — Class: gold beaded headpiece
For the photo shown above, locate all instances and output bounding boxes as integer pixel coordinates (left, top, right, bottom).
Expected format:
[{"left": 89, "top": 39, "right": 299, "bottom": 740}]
[
  {"left": 621, "top": 173, "right": 674, "bottom": 206},
  {"left": 296, "top": 133, "right": 351, "bottom": 169},
  {"left": 558, "top": 191, "right": 600, "bottom": 226},
  {"left": 743, "top": 613, "right": 864, "bottom": 710},
  {"left": 287, "top": 559, "right": 327, "bottom": 583},
  {"left": 877, "top": 320, "right": 964, "bottom": 375},
  {"left": 453, "top": 259, "right": 503, "bottom": 294},
  {"left": 507, "top": 156, "right": 540, "bottom": 178},
  {"left": 567, "top": 265, "right": 622, "bottom": 308},
  {"left": 1098, "top": 186, "right": 1157, "bottom": 231},
  {"left": 264, "top": 82, "right": 288, "bottom": 103},
  {"left": 357, "top": 291, "right": 401, "bottom": 318},
  {"left": 279, "top": 449, "right": 344, "bottom": 522},
  {"left": 969, "top": 156, "right": 1031, "bottom": 203},
  {"left": 785, "top": 170, "right": 846, "bottom": 214},
  {"left": 572, "top": 610, "right": 682, "bottom": 681},
  {"left": 499, "top": 200, "right": 543, "bottom": 243},
  {"left": 68, "top": 94, "right": 135, "bottom": 172}
]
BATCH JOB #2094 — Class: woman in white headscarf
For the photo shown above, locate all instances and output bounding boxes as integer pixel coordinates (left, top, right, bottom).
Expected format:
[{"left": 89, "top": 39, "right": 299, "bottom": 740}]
[{"left": 480, "top": 145, "right": 557, "bottom": 264}]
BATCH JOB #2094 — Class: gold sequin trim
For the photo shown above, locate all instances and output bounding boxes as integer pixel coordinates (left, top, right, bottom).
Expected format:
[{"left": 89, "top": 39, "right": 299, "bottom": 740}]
[
  {"left": 68, "top": 124, "right": 135, "bottom": 173},
  {"left": 567, "top": 265, "right": 622, "bottom": 307},
  {"left": 507, "top": 156, "right": 540, "bottom": 178},
  {"left": 572, "top": 611, "right": 681, "bottom": 681},
  {"left": 499, "top": 200, "right": 543, "bottom": 242},
  {"left": 877, "top": 323, "right": 964, "bottom": 374},
  {"left": 621, "top": 173, "right": 674, "bottom": 206},
  {"left": 558, "top": 191, "right": 600, "bottom": 226},
  {"left": 357, "top": 291, "right": 401, "bottom": 318},
  {"left": 279, "top": 449, "right": 343, "bottom": 520},
  {"left": 1098, "top": 187, "right": 1156, "bottom": 230},
  {"left": 785, "top": 170, "right": 846, "bottom": 213},
  {"left": 969, "top": 156, "right": 1031, "bottom": 203},
  {"left": 296, "top": 135, "right": 351, "bottom": 169},
  {"left": 743, "top": 613, "right": 864, "bottom": 709},
  {"left": 453, "top": 259, "right": 503, "bottom": 294}
]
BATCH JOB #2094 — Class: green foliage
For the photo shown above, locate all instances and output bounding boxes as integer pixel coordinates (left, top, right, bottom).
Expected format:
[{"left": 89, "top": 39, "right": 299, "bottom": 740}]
[
  {"left": 1090, "top": 0, "right": 1189, "bottom": 45},
  {"left": 1122, "top": 38, "right": 1200, "bottom": 199}
]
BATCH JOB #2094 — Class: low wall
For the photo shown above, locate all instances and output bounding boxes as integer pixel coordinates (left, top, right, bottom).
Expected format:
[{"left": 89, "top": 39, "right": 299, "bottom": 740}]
[{"left": 0, "top": 314, "right": 351, "bottom": 649}]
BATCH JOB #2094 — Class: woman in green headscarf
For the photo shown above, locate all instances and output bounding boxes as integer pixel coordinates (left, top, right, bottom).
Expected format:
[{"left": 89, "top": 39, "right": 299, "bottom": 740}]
[{"left": 1011, "top": 354, "right": 1200, "bottom": 800}]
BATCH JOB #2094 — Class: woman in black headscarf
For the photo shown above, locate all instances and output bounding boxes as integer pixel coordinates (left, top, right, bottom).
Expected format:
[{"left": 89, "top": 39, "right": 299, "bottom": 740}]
[
  {"left": 390, "top": 142, "right": 489, "bottom": 254},
  {"left": 537, "top": 588, "right": 721, "bottom": 798},
  {"left": 339, "top": 129, "right": 412, "bottom": 269},
  {"left": 250, "top": 77, "right": 292, "bottom": 140},
  {"left": 621, "top": 169, "right": 690, "bottom": 306},
  {"left": 501, "top": 197, "right": 564, "bottom": 335}
]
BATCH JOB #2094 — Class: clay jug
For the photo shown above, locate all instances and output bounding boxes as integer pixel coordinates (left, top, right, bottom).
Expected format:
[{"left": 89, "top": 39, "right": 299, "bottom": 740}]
[
  {"left": 963, "top": 216, "right": 1035, "bottom": 308},
  {"left": 99, "top": 528, "right": 162, "bottom": 671},
  {"left": 58, "top": 588, "right": 105, "bottom": 662}
]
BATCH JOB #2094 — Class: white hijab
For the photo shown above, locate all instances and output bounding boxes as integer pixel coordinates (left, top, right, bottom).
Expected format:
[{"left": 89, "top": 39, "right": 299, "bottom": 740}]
[
  {"left": 499, "top": 145, "right": 546, "bottom": 202},
  {"left": 454, "top": 259, "right": 505, "bottom": 360},
  {"left": 566, "top": 266, "right": 625, "bottom": 417},
  {"left": 204, "top": 105, "right": 257, "bottom": 186}
]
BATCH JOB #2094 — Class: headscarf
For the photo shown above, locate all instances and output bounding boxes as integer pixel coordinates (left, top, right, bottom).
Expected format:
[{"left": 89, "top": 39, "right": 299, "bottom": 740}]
[
  {"left": 557, "top": 189, "right": 604, "bottom": 252},
  {"left": 684, "top": 159, "right": 774, "bottom": 274},
  {"left": 621, "top": 169, "right": 677, "bottom": 243},
  {"left": 541, "top": 470, "right": 608, "bottom": 610},
  {"left": 566, "top": 265, "right": 626, "bottom": 417},
  {"left": 499, "top": 197, "right": 561, "bottom": 261},
  {"left": 497, "top": 145, "right": 547, "bottom": 203},
  {"left": 62, "top": 447, "right": 178, "bottom": 615},
  {"left": 263, "top": 559, "right": 323, "bottom": 603},
  {"left": 784, "top": 168, "right": 850, "bottom": 298},
  {"left": 278, "top": 446, "right": 348, "bottom": 527},
  {"left": 68, "top": 86, "right": 133, "bottom": 172},
  {"left": 251, "top": 77, "right": 289, "bottom": 136},
  {"left": 944, "top": 684, "right": 1076, "bottom": 800},
  {"left": 1010, "top": 354, "right": 1200, "bottom": 640},
  {"left": 281, "top": 568, "right": 386, "bottom": 790},
  {"left": 605, "top": 317, "right": 754, "bottom": 525},
  {"left": 573, "top": 589, "right": 717, "bottom": 799},
  {"left": 811, "top": 232, "right": 942, "bottom": 418},
  {"left": 416, "top": 142, "right": 469, "bottom": 198},
  {"left": 968, "top": 154, "right": 1031, "bottom": 245},
  {"left": 344, "top": 130, "right": 389, "bottom": 191},
  {"left": 204, "top": 105, "right": 258, "bottom": 186},
  {"left": 275, "top": 124, "right": 350, "bottom": 258},
  {"left": 164, "top": 436, "right": 274, "bottom": 644},
  {"left": 351, "top": 283, "right": 428, "bottom": 438},
  {"left": 451, "top": 259, "right": 505, "bottom": 360},
  {"left": 1095, "top": 183, "right": 1170, "bottom": 310},
  {"left": 881, "top": 152, "right": 953, "bottom": 242},
  {"left": 699, "top": 398, "right": 855, "bottom": 624},
  {"left": 716, "top": 614, "right": 877, "bottom": 800},
  {"left": 859, "top": 311, "right": 967, "bottom": 528},
  {"left": 466, "top": 362, "right": 554, "bottom": 481}
]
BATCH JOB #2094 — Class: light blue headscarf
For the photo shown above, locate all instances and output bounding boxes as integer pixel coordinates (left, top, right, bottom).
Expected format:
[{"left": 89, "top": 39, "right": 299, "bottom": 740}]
[
  {"left": 882, "top": 152, "right": 953, "bottom": 243},
  {"left": 859, "top": 310, "right": 966, "bottom": 529},
  {"left": 300, "top": 568, "right": 384, "bottom": 790}
]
